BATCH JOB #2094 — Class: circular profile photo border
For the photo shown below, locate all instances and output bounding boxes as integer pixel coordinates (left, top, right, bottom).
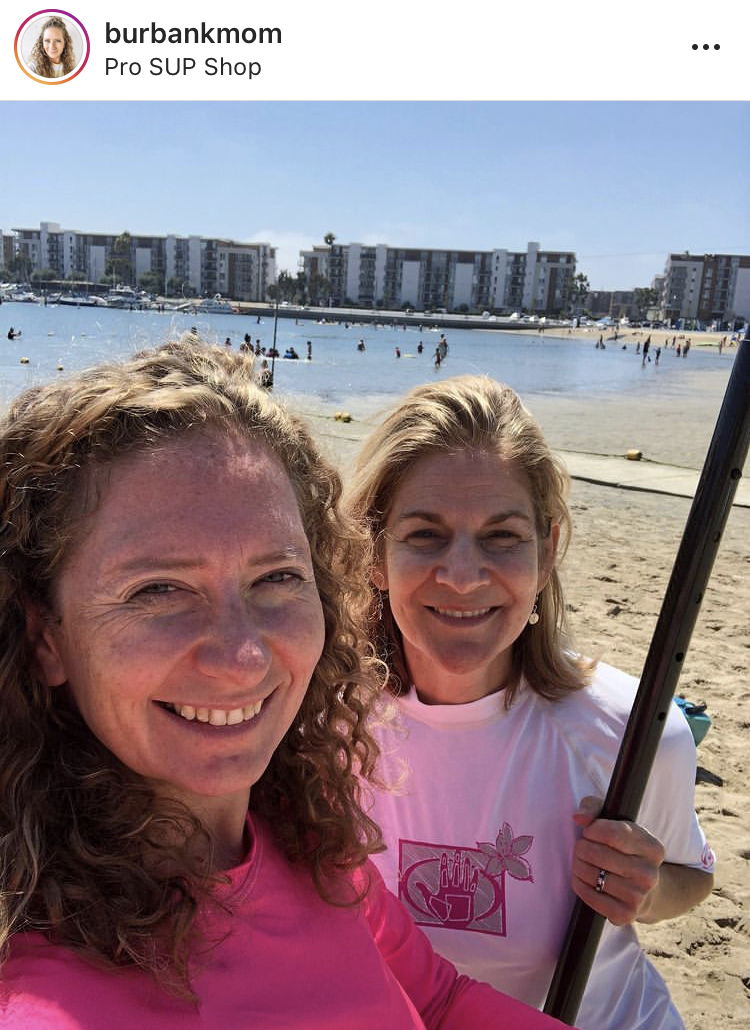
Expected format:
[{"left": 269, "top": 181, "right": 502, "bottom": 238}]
[{"left": 15, "top": 9, "right": 90, "bottom": 84}]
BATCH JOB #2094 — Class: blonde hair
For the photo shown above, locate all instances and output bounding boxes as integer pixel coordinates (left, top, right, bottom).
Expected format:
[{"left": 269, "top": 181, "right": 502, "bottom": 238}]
[
  {"left": 29, "top": 16, "right": 76, "bottom": 77},
  {"left": 0, "top": 342, "right": 384, "bottom": 991},
  {"left": 346, "top": 374, "right": 592, "bottom": 705}
]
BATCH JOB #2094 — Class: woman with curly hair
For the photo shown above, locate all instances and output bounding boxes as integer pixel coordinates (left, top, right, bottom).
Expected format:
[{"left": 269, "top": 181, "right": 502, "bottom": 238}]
[
  {"left": 346, "top": 375, "right": 714, "bottom": 1030},
  {"left": 28, "top": 16, "right": 76, "bottom": 78},
  {"left": 0, "top": 344, "right": 569, "bottom": 1029}
]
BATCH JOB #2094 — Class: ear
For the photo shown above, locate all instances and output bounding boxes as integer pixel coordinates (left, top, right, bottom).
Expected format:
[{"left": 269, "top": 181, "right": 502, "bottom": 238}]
[
  {"left": 24, "top": 604, "right": 67, "bottom": 687},
  {"left": 372, "top": 560, "right": 389, "bottom": 593},
  {"left": 537, "top": 520, "right": 561, "bottom": 593}
]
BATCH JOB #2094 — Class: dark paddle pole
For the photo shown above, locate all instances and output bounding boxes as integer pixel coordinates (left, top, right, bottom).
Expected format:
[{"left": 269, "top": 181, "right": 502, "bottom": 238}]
[
  {"left": 544, "top": 332, "right": 750, "bottom": 1025},
  {"left": 270, "top": 293, "right": 279, "bottom": 388}
]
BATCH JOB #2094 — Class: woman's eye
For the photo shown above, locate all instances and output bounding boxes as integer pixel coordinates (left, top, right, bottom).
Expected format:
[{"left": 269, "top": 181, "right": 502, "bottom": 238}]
[
  {"left": 130, "top": 582, "right": 179, "bottom": 599},
  {"left": 260, "top": 570, "right": 302, "bottom": 584},
  {"left": 403, "top": 529, "right": 445, "bottom": 547},
  {"left": 485, "top": 529, "right": 526, "bottom": 547}
]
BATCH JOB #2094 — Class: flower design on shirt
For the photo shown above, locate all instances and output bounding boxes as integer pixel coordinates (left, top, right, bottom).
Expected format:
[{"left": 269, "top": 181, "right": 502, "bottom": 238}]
[{"left": 476, "top": 822, "right": 534, "bottom": 882}]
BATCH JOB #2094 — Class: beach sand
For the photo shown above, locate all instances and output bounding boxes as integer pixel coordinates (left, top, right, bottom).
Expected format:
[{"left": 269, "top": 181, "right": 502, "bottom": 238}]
[{"left": 298, "top": 358, "right": 749, "bottom": 1030}]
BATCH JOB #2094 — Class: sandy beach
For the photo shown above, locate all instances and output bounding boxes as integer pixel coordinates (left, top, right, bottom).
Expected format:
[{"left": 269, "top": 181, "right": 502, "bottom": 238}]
[{"left": 299, "top": 353, "right": 749, "bottom": 1030}]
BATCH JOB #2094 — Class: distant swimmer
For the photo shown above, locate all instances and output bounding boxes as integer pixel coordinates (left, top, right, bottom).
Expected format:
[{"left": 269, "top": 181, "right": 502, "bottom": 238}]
[
  {"left": 395, "top": 347, "right": 401, "bottom": 358},
  {"left": 306, "top": 340, "right": 312, "bottom": 360},
  {"left": 357, "top": 340, "right": 366, "bottom": 352},
  {"left": 434, "top": 347, "right": 442, "bottom": 368},
  {"left": 7, "top": 327, "right": 21, "bottom": 340},
  {"left": 417, "top": 341, "right": 424, "bottom": 354},
  {"left": 224, "top": 337, "right": 232, "bottom": 347},
  {"left": 437, "top": 334, "right": 448, "bottom": 361}
]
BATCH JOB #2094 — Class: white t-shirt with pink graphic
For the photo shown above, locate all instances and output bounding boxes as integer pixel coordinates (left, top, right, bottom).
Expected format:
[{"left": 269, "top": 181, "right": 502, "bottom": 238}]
[{"left": 366, "top": 661, "right": 714, "bottom": 1030}]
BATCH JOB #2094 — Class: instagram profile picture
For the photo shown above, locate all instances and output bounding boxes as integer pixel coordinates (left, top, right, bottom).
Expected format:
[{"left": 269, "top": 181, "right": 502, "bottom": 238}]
[{"left": 15, "top": 10, "right": 90, "bottom": 84}]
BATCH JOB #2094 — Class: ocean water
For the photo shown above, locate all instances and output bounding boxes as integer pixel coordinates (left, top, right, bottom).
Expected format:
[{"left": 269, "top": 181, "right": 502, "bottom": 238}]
[{"left": 0, "top": 302, "right": 732, "bottom": 418}]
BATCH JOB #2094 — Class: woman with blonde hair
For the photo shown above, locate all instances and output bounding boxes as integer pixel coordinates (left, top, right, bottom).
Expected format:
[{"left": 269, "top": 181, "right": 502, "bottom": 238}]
[
  {"left": 28, "top": 16, "right": 76, "bottom": 78},
  {"left": 347, "top": 374, "right": 714, "bottom": 1030},
  {"left": 0, "top": 344, "right": 569, "bottom": 1029}
]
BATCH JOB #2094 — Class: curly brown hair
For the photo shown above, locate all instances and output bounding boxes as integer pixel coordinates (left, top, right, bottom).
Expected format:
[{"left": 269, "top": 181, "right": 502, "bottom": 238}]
[
  {"left": 28, "top": 16, "right": 77, "bottom": 77},
  {"left": 0, "top": 342, "right": 385, "bottom": 992},
  {"left": 345, "top": 374, "right": 593, "bottom": 706}
]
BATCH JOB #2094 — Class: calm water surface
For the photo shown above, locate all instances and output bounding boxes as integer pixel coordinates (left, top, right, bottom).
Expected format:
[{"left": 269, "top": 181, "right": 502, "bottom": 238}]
[{"left": 0, "top": 303, "right": 732, "bottom": 417}]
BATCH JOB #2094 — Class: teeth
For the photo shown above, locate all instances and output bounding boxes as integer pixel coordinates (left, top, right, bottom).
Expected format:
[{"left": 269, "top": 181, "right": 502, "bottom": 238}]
[
  {"left": 166, "top": 700, "right": 263, "bottom": 725},
  {"left": 434, "top": 607, "right": 491, "bottom": 618}
]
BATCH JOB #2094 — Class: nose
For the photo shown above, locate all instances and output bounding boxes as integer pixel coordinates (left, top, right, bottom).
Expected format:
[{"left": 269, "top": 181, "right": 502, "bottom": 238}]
[
  {"left": 192, "top": 601, "right": 272, "bottom": 686},
  {"left": 433, "top": 535, "right": 491, "bottom": 593}
]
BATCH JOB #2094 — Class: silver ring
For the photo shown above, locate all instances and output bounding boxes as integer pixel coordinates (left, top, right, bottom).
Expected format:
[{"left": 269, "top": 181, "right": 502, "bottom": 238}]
[{"left": 595, "top": 868, "right": 607, "bottom": 893}]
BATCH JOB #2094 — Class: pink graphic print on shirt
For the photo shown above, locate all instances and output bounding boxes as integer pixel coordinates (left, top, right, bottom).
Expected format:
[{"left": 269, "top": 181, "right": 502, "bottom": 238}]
[{"left": 398, "top": 823, "right": 534, "bottom": 937}]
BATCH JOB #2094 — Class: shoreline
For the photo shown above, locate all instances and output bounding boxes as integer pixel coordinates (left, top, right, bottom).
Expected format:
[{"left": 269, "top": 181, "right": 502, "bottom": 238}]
[{"left": 531, "top": 325, "right": 740, "bottom": 353}]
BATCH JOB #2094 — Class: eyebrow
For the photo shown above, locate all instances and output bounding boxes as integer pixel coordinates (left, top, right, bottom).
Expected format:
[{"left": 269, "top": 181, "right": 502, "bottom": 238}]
[
  {"left": 394, "top": 509, "right": 534, "bottom": 526},
  {"left": 103, "top": 548, "right": 308, "bottom": 578}
]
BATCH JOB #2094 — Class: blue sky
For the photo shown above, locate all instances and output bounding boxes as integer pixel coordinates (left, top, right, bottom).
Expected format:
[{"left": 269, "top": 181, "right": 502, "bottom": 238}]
[{"left": 3, "top": 101, "right": 748, "bottom": 289}]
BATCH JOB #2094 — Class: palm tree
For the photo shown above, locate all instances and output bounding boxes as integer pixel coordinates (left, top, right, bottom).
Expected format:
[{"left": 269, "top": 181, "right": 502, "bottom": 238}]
[
  {"left": 322, "top": 233, "right": 336, "bottom": 306},
  {"left": 106, "top": 232, "right": 133, "bottom": 286}
]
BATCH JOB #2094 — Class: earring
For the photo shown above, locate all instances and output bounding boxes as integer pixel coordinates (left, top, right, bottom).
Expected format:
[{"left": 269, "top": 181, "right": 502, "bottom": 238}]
[{"left": 528, "top": 596, "right": 540, "bottom": 626}]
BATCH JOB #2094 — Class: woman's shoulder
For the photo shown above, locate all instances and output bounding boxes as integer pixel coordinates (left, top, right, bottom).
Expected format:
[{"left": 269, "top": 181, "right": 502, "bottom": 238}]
[
  {"left": 546, "top": 660, "right": 639, "bottom": 724},
  {"left": 550, "top": 659, "right": 697, "bottom": 761}
]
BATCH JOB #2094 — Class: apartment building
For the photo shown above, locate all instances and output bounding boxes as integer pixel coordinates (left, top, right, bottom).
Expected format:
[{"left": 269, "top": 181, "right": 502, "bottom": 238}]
[
  {"left": 660, "top": 252, "right": 750, "bottom": 323},
  {"left": 8, "top": 222, "right": 276, "bottom": 301},
  {"left": 299, "top": 241, "right": 576, "bottom": 314}
]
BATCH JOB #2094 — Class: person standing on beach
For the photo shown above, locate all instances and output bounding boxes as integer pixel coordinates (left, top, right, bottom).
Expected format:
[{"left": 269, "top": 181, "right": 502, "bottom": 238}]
[{"left": 347, "top": 376, "right": 715, "bottom": 1030}]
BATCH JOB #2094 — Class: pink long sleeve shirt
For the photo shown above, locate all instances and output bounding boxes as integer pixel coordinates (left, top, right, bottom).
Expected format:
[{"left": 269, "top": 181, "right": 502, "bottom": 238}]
[{"left": 0, "top": 815, "right": 569, "bottom": 1029}]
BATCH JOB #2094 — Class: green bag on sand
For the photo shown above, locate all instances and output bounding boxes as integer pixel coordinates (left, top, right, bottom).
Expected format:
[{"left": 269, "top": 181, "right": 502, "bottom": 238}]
[{"left": 674, "top": 697, "right": 712, "bottom": 746}]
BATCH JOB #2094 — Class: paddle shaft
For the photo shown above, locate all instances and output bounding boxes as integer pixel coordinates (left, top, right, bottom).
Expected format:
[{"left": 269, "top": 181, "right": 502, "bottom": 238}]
[{"left": 544, "top": 333, "right": 750, "bottom": 1024}]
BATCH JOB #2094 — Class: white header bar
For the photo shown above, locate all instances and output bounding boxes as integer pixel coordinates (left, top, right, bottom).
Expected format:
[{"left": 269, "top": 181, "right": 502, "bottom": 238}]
[{"left": 1, "top": 0, "right": 745, "bottom": 101}]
